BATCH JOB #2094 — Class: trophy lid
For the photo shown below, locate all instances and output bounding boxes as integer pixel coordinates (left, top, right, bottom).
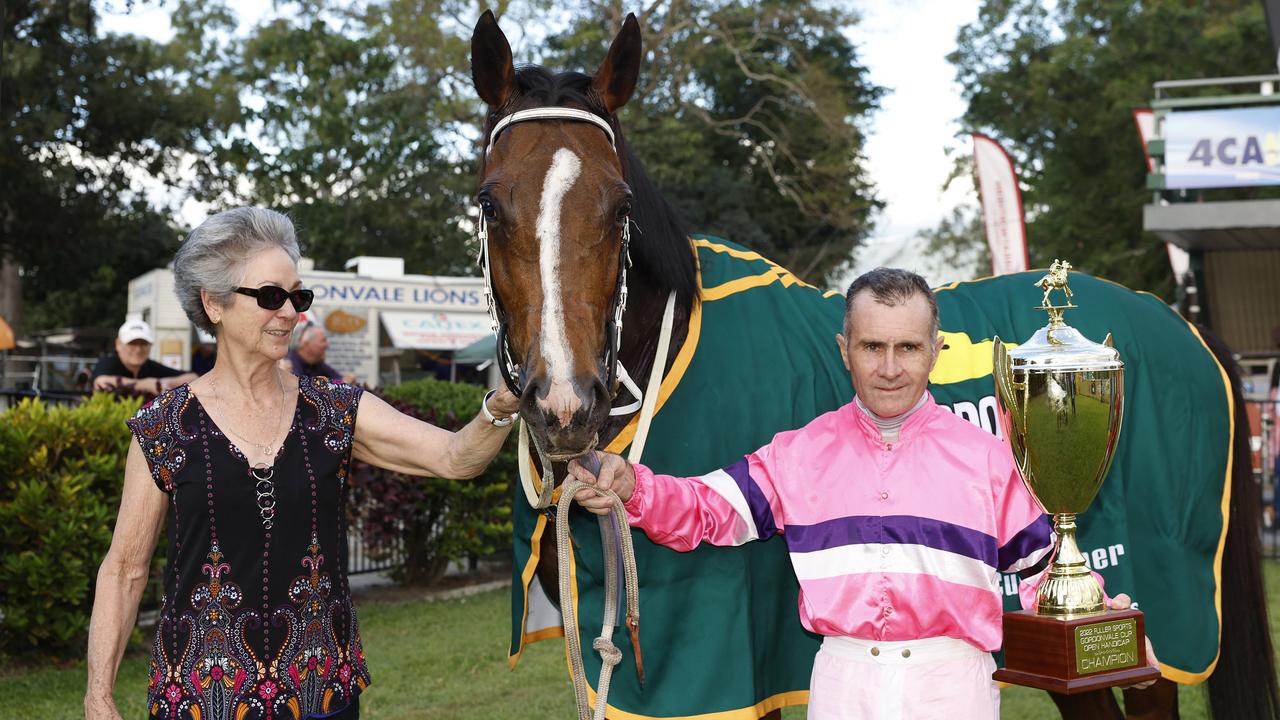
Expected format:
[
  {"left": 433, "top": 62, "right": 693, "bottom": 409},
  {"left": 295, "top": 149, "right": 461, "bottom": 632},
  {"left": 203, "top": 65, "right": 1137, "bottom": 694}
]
[{"left": 1003, "top": 260, "right": 1123, "bottom": 373}]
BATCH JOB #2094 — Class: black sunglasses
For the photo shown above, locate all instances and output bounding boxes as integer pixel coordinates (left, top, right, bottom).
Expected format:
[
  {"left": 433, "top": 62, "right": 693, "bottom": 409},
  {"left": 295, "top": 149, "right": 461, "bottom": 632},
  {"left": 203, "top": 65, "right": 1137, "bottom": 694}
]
[{"left": 234, "top": 286, "right": 314, "bottom": 312}]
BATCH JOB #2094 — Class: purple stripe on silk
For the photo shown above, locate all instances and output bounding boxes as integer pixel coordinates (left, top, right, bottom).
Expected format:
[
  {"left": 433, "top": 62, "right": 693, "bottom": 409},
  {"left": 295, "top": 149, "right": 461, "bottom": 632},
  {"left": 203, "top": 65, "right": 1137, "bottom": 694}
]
[
  {"left": 998, "top": 515, "right": 1053, "bottom": 572},
  {"left": 786, "top": 515, "right": 997, "bottom": 567},
  {"left": 722, "top": 457, "right": 779, "bottom": 539}
]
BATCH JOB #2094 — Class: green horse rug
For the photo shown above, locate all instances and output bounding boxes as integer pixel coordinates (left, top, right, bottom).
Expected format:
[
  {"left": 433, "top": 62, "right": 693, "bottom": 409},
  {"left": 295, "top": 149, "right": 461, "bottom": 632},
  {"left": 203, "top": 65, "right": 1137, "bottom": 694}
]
[{"left": 509, "top": 237, "right": 1232, "bottom": 718}]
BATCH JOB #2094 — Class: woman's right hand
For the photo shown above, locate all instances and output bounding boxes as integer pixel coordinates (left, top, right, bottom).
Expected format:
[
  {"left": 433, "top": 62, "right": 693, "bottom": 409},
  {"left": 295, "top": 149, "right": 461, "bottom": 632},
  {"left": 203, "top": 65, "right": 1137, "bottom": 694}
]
[{"left": 85, "top": 695, "right": 123, "bottom": 720}]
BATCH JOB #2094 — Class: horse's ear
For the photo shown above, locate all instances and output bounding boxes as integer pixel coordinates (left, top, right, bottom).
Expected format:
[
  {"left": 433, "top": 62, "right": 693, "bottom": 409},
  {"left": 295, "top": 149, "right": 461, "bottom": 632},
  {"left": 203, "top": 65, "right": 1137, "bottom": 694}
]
[
  {"left": 592, "top": 13, "right": 642, "bottom": 114},
  {"left": 471, "top": 10, "right": 516, "bottom": 109}
]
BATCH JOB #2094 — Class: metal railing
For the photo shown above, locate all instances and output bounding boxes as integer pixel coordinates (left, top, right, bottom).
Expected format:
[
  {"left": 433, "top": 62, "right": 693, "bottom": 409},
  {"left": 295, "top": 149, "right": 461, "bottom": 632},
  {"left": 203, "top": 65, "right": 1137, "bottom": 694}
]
[
  {"left": 1152, "top": 73, "right": 1280, "bottom": 108},
  {"left": 0, "top": 353, "right": 99, "bottom": 392},
  {"left": 347, "top": 515, "right": 406, "bottom": 575}
]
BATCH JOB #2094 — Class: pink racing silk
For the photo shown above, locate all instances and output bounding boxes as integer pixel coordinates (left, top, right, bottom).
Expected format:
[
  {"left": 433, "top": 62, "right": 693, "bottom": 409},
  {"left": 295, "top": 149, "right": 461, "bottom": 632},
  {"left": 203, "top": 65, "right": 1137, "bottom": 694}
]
[{"left": 624, "top": 393, "right": 1064, "bottom": 652}]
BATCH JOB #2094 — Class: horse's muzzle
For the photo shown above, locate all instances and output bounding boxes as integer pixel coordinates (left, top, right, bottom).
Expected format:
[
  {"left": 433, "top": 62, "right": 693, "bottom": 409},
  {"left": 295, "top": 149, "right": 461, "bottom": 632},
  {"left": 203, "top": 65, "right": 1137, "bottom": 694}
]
[{"left": 521, "top": 375, "right": 611, "bottom": 458}]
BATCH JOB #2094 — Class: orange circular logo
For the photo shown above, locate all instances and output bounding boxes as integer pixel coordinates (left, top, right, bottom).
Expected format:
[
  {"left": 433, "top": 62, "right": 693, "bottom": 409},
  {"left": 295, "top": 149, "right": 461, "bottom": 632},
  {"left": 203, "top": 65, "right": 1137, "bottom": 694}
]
[{"left": 324, "top": 309, "right": 367, "bottom": 334}]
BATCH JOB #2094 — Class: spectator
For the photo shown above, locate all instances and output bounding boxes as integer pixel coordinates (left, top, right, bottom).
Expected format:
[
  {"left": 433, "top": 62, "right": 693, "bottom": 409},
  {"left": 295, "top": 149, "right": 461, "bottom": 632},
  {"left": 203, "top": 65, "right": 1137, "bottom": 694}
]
[
  {"left": 284, "top": 321, "right": 356, "bottom": 383},
  {"left": 90, "top": 318, "right": 196, "bottom": 395}
]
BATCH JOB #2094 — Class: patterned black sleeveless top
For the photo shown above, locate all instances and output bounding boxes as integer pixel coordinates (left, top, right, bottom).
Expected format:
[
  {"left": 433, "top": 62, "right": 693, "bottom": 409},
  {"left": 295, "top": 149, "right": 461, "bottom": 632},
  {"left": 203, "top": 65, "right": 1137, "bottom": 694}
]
[{"left": 126, "top": 377, "right": 371, "bottom": 720}]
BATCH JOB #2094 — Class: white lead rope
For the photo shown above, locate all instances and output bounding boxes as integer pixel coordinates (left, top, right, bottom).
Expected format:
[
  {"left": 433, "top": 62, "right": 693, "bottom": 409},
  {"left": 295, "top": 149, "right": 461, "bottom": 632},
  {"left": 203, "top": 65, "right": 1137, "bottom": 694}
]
[
  {"left": 557, "top": 464, "right": 641, "bottom": 720},
  {"left": 518, "top": 290, "right": 677, "bottom": 720}
]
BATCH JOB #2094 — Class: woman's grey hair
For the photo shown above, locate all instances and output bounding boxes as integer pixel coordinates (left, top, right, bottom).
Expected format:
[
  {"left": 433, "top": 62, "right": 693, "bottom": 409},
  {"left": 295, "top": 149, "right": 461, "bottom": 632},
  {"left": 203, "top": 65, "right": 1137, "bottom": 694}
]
[
  {"left": 844, "top": 267, "right": 939, "bottom": 339},
  {"left": 173, "top": 208, "right": 300, "bottom": 336}
]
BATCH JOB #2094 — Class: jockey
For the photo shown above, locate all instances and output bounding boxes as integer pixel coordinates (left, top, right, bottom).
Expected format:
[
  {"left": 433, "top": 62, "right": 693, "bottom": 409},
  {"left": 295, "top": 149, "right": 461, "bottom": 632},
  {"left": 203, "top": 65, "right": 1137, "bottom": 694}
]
[{"left": 570, "top": 267, "right": 1154, "bottom": 719}]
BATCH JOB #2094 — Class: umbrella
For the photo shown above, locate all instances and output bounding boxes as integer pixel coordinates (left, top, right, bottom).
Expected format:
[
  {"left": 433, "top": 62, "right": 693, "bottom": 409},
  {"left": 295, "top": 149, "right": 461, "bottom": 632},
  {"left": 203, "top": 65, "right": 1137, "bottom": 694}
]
[{"left": 0, "top": 315, "right": 14, "bottom": 351}]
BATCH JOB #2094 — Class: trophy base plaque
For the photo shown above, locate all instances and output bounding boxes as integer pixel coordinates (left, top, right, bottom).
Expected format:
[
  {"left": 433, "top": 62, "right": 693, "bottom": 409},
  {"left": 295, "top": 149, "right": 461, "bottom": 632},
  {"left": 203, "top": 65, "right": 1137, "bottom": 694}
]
[{"left": 993, "top": 608, "right": 1161, "bottom": 694}]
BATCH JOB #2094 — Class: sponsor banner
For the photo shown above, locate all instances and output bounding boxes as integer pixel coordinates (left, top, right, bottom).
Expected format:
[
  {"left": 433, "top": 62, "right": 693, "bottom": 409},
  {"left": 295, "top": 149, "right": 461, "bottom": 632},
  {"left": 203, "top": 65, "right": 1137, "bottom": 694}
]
[
  {"left": 1164, "top": 106, "right": 1280, "bottom": 189},
  {"left": 381, "top": 310, "right": 492, "bottom": 350},
  {"left": 972, "top": 133, "right": 1030, "bottom": 275},
  {"left": 302, "top": 274, "right": 486, "bottom": 310}
]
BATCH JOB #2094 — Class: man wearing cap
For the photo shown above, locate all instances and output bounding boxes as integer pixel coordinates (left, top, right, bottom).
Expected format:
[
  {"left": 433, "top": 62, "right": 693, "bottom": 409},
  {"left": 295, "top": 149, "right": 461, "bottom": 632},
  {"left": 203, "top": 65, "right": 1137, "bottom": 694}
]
[{"left": 91, "top": 318, "right": 197, "bottom": 395}]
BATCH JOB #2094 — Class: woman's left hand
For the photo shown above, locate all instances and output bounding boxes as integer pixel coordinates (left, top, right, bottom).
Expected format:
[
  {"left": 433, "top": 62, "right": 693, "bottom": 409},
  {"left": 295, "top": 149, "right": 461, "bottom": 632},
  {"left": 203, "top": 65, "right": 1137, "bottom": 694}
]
[{"left": 488, "top": 386, "right": 521, "bottom": 418}]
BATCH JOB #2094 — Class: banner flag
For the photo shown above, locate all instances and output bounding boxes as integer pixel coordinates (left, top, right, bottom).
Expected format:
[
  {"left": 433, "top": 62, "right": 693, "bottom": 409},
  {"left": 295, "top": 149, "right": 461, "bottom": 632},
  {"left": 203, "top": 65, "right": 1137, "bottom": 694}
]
[
  {"left": 1132, "top": 107, "right": 1155, "bottom": 172},
  {"left": 972, "top": 133, "right": 1029, "bottom": 275}
]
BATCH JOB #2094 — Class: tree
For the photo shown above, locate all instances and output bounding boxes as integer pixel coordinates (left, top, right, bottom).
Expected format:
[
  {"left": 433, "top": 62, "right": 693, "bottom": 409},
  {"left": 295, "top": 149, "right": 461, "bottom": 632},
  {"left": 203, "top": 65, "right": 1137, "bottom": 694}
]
[
  {"left": 218, "top": 1, "right": 490, "bottom": 276},
  {"left": 538, "top": 0, "right": 883, "bottom": 286},
  {"left": 226, "top": 0, "right": 882, "bottom": 285},
  {"left": 947, "top": 0, "right": 1272, "bottom": 296},
  {"left": 2, "top": 0, "right": 882, "bottom": 337},
  {"left": 1, "top": 0, "right": 241, "bottom": 334}
]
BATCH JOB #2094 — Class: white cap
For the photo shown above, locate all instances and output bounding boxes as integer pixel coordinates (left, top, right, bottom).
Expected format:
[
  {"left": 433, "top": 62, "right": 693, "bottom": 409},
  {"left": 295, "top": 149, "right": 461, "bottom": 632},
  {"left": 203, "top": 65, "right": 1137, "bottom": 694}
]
[{"left": 118, "top": 318, "right": 155, "bottom": 344}]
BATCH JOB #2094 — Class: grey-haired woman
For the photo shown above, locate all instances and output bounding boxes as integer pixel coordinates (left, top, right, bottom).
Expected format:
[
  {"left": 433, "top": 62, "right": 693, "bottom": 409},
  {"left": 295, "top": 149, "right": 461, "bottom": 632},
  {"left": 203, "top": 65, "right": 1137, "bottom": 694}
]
[{"left": 84, "top": 207, "right": 520, "bottom": 719}]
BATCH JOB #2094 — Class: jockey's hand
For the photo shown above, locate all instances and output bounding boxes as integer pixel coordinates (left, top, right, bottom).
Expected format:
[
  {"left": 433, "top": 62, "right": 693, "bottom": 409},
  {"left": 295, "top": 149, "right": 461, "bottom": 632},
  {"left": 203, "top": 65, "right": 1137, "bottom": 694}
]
[
  {"left": 568, "top": 452, "right": 636, "bottom": 516},
  {"left": 1107, "top": 594, "right": 1161, "bottom": 690}
]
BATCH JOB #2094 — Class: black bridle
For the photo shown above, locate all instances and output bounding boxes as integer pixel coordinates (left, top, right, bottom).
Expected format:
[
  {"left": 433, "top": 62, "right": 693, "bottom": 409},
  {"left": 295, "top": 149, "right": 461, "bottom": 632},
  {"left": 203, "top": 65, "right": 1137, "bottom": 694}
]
[{"left": 476, "top": 107, "right": 634, "bottom": 407}]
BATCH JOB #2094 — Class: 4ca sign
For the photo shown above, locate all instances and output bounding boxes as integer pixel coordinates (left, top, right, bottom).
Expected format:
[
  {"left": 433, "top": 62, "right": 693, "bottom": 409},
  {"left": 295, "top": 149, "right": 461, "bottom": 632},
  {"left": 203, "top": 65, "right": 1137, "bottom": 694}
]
[{"left": 1164, "top": 106, "right": 1280, "bottom": 189}]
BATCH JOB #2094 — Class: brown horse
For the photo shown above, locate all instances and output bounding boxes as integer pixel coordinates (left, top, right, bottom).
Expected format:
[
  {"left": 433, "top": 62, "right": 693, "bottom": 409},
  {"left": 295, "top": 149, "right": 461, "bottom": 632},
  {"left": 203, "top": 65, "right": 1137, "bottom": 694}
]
[{"left": 469, "top": 9, "right": 1278, "bottom": 720}]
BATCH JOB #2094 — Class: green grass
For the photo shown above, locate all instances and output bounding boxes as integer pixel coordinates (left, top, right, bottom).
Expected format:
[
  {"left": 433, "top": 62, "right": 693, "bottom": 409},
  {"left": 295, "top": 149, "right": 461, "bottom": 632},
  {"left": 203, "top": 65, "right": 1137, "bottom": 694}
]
[
  {"left": 1, "top": 589, "right": 579, "bottom": 719},
  {"left": 5, "top": 563, "right": 1270, "bottom": 719}
]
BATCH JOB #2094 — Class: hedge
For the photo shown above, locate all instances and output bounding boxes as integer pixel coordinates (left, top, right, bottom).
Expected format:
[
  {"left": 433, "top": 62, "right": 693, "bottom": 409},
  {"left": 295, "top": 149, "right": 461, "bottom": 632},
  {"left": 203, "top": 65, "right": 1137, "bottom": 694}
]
[
  {"left": 0, "top": 379, "right": 518, "bottom": 660},
  {"left": 350, "top": 378, "right": 517, "bottom": 584},
  {"left": 0, "top": 394, "right": 143, "bottom": 659}
]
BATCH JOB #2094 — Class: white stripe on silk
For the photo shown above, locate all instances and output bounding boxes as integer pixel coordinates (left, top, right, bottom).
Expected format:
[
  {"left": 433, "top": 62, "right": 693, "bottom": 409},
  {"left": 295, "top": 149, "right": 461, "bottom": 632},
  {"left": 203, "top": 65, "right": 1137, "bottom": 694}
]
[
  {"left": 789, "top": 543, "right": 999, "bottom": 592},
  {"left": 1003, "top": 542, "right": 1054, "bottom": 575},
  {"left": 695, "top": 469, "right": 759, "bottom": 546}
]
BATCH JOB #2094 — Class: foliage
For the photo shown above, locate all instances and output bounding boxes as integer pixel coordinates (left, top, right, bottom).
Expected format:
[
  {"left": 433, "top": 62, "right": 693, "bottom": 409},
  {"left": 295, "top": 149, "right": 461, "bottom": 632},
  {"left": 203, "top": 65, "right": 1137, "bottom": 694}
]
[
  {"left": 1, "top": 0, "right": 242, "bottom": 334},
  {"left": 0, "top": 394, "right": 144, "bottom": 658},
  {"left": 219, "top": 1, "right": 481, "bottom": 276},
  {"left": 4, "top": 0, "right": 883, "bottom": 335},
  {"left": 541, "top": 0, "right": 883, "bottom": 285},
  {"left": 210, "top": 0, "right": 883, "bottom": 283},
  {"left": 347, "top": 378, "right": 516, "bottom": 585},
  {"left": 947, "top": 0, "right": 1272, "bottom": 295}
]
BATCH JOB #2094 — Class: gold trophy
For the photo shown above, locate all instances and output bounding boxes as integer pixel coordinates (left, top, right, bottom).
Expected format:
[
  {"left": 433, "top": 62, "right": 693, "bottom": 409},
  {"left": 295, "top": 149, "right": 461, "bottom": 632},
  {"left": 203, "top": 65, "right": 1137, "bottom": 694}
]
[{"left": 990, "top": 260, "right": 1161, "bottom": 693}]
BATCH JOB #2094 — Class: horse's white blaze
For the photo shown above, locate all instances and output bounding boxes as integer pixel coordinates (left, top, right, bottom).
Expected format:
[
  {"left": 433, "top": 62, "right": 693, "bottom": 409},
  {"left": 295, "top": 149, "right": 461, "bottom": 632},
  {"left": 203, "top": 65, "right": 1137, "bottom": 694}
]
[{"left": 536, "top": 148, "right": 583, "bottom": 426}]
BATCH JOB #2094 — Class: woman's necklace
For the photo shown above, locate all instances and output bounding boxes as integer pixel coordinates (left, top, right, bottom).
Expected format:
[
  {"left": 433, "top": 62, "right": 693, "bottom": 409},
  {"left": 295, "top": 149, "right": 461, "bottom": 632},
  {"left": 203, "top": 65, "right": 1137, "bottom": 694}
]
[
  {"left": 210, "top": 370, "right": 289, "bottom": 461},
  {"left": 209, "top": 370, "right": 288, "bottom": 530}
]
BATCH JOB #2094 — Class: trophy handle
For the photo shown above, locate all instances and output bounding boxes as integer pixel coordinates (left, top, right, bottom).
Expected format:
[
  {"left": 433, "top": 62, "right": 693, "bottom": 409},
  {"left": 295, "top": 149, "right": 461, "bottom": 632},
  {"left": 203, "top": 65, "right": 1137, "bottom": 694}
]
[
  {"left": 992, "top": 337, "right": 1024, "bottom": 423},
  {"left": 992, "top": 337, "right": 1028, "bottom": 473}
]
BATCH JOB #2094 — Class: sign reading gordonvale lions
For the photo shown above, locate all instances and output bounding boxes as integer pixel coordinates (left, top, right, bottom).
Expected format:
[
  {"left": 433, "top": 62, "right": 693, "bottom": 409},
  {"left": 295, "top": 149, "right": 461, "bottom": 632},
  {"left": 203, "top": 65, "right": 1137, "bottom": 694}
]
[{"left": 1164, "top": 106, "right": 1280, "bottom": 189}]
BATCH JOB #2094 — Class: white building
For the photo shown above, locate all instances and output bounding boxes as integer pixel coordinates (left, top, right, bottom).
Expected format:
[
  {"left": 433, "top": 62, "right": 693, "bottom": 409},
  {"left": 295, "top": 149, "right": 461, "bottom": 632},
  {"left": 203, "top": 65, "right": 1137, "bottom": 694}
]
[{"left": 128, "top": 257, "right": 495, "bottom": 388}]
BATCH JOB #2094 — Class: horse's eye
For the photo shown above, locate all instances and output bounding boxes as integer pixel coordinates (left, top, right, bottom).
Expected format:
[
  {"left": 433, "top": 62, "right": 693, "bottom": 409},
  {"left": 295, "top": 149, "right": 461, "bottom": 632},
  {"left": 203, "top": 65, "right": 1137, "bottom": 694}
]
[
  {"left": 479, "top": 197, "right": 498, "bottom": 221},
  {"left": 616, "top": 200, "right": 633, "bottom": 222}
]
